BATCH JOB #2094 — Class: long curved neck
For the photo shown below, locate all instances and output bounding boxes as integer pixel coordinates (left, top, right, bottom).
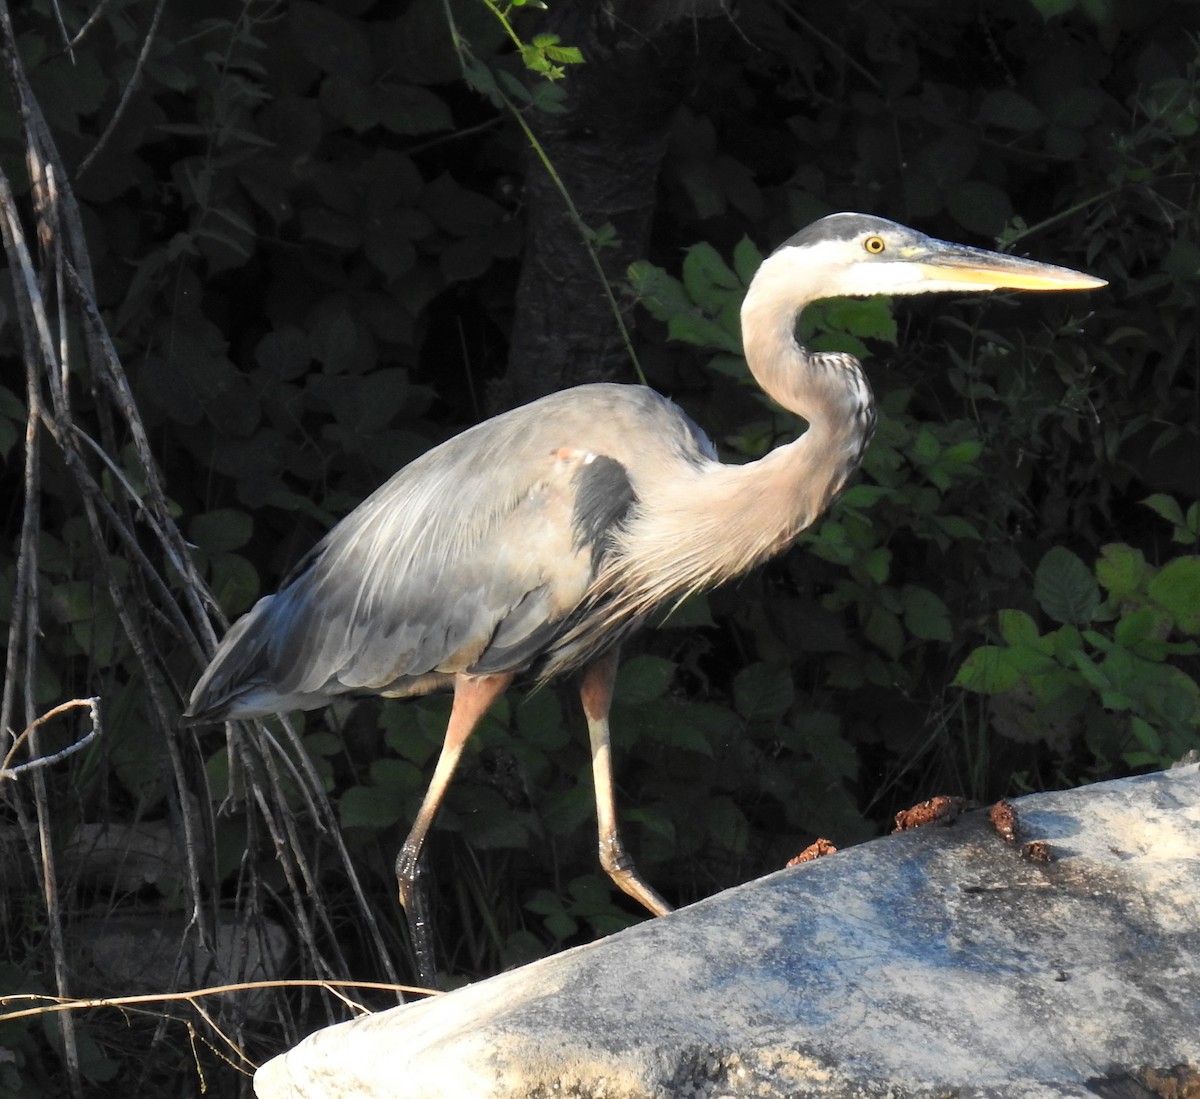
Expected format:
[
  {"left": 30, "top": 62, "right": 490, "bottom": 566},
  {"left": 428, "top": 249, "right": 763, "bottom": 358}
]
[
  {"left": 723, "top": 258, "right": 877, "bottom": 551},
  {"left": 598, "top": 259, "right": 877, "bottom": 622},
  {"left": 740, "top": 261, "right": 872, "bottom": 434}
]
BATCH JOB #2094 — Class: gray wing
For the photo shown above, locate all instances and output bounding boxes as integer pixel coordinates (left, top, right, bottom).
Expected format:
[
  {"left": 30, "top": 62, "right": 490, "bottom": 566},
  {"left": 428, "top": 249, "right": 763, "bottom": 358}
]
[{"left": 184, "top": 383, "right": 714, "bottom": 722}]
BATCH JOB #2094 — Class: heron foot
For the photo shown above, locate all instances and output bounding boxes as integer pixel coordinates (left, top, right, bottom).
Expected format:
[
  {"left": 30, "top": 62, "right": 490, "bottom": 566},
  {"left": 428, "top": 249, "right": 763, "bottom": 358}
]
[
  {"left": 598, "top": 836, "right": 673, "bottom": 917},
  {"left": 396, "top": 846, "right": 438, "bottom": 990}
]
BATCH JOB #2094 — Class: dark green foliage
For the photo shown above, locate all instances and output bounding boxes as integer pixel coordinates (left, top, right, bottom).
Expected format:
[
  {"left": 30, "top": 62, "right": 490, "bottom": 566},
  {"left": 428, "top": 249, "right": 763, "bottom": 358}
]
[
  {"left": 1, "top": 0, "right": 1198, "bottom": 1091},
  {"left": 956, "top": 535, "right": 1200, "bottom": 771}
]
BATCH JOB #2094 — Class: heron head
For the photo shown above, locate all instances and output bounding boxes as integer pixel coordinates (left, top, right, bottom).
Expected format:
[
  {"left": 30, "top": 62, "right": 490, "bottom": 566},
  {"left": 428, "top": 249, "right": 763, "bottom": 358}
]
[{"left": 771, "top": 212, "right": 1106, "bottom": 300}]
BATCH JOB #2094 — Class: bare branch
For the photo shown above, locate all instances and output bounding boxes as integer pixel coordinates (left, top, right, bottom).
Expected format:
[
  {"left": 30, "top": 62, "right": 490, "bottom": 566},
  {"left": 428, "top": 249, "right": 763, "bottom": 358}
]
[
  {"left": 1, "top": 697, "right": 101, "bottom": 780},
  {"left": 76, "top": 0, "right": 167, "bottom": 180}
]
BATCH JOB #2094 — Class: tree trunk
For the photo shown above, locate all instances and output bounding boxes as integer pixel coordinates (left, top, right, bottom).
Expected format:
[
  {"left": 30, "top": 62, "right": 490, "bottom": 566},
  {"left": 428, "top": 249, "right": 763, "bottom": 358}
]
[{"left": 492, "top": 0, "right": 727, "bottom": 412}]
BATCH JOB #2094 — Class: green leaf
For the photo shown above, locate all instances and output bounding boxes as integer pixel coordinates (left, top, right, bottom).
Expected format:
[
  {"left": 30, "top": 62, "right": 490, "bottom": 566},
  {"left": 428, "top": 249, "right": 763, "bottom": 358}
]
[
  {"left": 636, "top": 699, "right": 715, "bottom": 755},
  {"left": 864, "top": 606, "right": 904, "bottom": 659},
  {"left": 629, "top": 261, "right": 692, "bottom": 320},
  {"left": 1049, "top": 624, "right": 1084, "bottom": 661},
  {"left": 681, "top": 242, "right": 741, "bottom": 313},
  {"left": 901, "top": 585, "right": 953, "bottom": 642},
  {"left": 461, "top": 55, "right": 500, "bottom": 100},
  {"left": 733, "top": 662, "right": 794, "bottom": 721},
  {"left": 615, "top": 654, "right": 676, "bottom": 705},
  {"left": 455, "top": 787, "right": 529, "bottom": 849},
  {"left": 340, "top": 785, "right": 404, "bottom": 830},
  {"left": 424, "top": 172, "right": 505, "bottom": 235},
  {"left": 1129, "top": 716, "right": 1162, "bottom": 755},
  {"left": 541, "top": 786, "right": 595, "bottom": 837},
  {"left": 1101, "top": 689, "right": 1135, "bottom": 712},
  {"left": 49, "top": 580, "right": 94, "bottom": 623},
  {"left": 1186, "top": 504, "right": 1200, "bottom": 541},
  {"left": 941, "top": 439, "right": 983, "bottom": 465},
  {"left": 254, "top": 327, "right": 311, "bottom": 381},
  {"left": 524, "top": 889, "right": 577, "bottom": 941},
  {"left": 1049, "top": 86, "right": 1105, "bottom": 129},
  {"left": 998, "top": 609, "right": 1040, "bottom": 645},
  {"left": 375, "top": 85, "right": 454, "bottom": 136},
  {"left": 819, "top": 296, "right": 898, "bottom": 344},
  {"left": 946, "top": 181, "right": 1013, "bottom": 238},
  {"left": 1002, "top": 641, "right": 1056, "bottom": 676},
  {"left": 912, "top": 426, "right": 940, "bottom": 464},
  {"left": 369, "top": 758, "right": 423, "bottom": 792},
  {"left": 365, "top": 219, "right": 418, "bottom": 281},
  {"left": 666, "top": 312, "right": 741, "bottom": 353},
  {"left": 978, "top": 89, "right": 1045, "bottom": 132},
  {"left": 1095, "top": 543, "right": 1148, "bottom": 601},
  {"left": 205, "top": 749, "right": 232, "bottom": 802},
  {"left": 516, "top": 689, "right": 566, "bottom": 749},
  {"left": 585, "top": 222, "right": 619, "bottom": 249},
  {"left": 1142, "top": 494, "right": 1185, "bottom": 527},
  {"left": 382, "top": 698, "right": 445, "bottom": 766},
  {"left": 794, "top": 711, "right": 857, "bottom": 779},
  {"left": 1034, "top": 547, "right": 1100, "bottom": 626},
  {"left": 838, "top": 484, "right": 891, "bottom": 510},
  {"left": 732, "top": 236, "right": 762, "bottom": 285},
  {"left": 1148, "top": 556, "right": 1200, "bottom": 634},
  {"left": 954, "top": 646, "right": 1021, "bottom": 694},
  {"left": 1113, "top": 605, "right": 1170, "bottom": 655},
  {"left": 290, "top": 1, "right": 371, "bottom": 78},
  {"left": 540, "top": 37, "right": 584, "bottom": 65},
  {"left": 807, "top": 519, "right": 856, "bottom": 566},
  {"left": 210, "top": 553, "right": 259, "bottom": 616},
  {"left": 305, "top": 732, "right": 342, "bottom": 758},
  {"left": 705, "top": 796, "right": 750, "bottom": 854},
  {"left": 190, "top": 509, "right": 253, "bottom": 555},
  {"left": 934, "top": 515, "right": 982, "bottom": 541},
  {"left": 1069, "top": 649, "right": 1110, "bottom": 692},
  {"left": 811, "top": 332, "right": 871, "bottom": 361},
  {"left": 862, "top": 547, "right": 891, "bottom": 584},
  {"left": 1031, "top": 666, "right": 1088, "bottom": 709}
]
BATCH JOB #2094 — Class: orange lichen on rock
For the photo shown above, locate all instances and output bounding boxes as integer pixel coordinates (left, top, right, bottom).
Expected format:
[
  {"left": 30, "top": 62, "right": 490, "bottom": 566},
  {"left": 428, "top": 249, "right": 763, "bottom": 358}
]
[
  {"left": 893, "top": 796, "right": 966, "bottom": 833},
  {"left": 989, "top": 799, "right": 1019, "bottom": 844},
  {"left": 786, "top": 839, "right": 838, "bottom": 867}
]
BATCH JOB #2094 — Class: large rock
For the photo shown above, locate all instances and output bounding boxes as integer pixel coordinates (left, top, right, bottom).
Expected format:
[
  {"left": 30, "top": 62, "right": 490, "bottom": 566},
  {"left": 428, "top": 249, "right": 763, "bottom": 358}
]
[{"left": 256, "top": 766, "right": 1200, "bottom": 1098}]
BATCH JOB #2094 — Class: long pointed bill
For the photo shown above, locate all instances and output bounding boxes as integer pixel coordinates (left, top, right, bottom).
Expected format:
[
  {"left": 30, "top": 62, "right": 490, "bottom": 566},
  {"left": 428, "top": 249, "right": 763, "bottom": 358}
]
[{"left": 913, "top": 240, "right": 1107, "bottom": 292}]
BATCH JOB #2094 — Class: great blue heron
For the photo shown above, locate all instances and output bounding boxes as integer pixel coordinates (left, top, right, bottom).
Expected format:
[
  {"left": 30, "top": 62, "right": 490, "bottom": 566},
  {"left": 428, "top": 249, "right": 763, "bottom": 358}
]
[{"left": 184, "top": 213, "right": 1104, "bottom": 983}]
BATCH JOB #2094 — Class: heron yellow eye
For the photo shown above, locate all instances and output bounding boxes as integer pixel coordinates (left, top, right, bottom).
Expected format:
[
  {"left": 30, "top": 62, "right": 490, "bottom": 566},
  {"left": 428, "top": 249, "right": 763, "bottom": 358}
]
[{"left": 864, "top": 235, "right": 886, "bottom": 254}]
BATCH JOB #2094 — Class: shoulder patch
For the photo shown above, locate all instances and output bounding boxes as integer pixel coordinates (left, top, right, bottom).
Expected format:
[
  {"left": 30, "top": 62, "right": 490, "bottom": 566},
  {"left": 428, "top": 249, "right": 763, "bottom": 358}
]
[{"left": 572, "top": 455, "right": 636, "bottom": 562}]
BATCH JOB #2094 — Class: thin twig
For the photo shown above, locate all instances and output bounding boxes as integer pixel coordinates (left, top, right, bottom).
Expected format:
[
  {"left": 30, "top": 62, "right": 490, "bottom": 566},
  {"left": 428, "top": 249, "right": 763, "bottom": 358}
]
[
  {"left": 1001, "top": 185, "right": 1125, "bottom": 249},
  {"left": 75, "top": 0, "right": 167, "bottom": 180},
  {"left": 0, "top": 976, "right": 436, "bottom": 1024},
  {"left": 61, "top": 0, "right": 119, "bottom": 54},
  {"left": 0, "top": 36, "right": 82, "bottom": 1083},
  {"left": 0, "top": 4, "right": 409, "bottom": 1076},
  {"left": 46, "top": 0, "right": 74, "bottom": 59},
  {"left": 1, "top": 697, "right": 101, "bottom": 778}
]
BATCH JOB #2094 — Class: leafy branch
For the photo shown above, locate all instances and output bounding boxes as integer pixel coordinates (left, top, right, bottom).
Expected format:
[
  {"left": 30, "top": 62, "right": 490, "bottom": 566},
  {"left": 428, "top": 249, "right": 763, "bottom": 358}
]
[
  {"left": 481, "top": 0, "right": 584, "bottom": 81},
  {"left": 440, "top": 0, "right": 644, "bottom": 383}
]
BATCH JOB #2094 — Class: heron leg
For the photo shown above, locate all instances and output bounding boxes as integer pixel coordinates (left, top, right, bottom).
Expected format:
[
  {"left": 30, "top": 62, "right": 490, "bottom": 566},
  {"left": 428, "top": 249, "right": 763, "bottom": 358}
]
[
  {"left": 395, "top": 670, "right": 512, "bottom": 987},
  {"left": 581, "top": 648, "right": 672, "bottom": 917}
]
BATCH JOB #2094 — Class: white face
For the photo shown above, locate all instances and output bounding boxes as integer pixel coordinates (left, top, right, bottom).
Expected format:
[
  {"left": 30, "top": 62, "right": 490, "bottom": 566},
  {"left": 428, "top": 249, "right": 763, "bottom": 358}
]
[
  {"left": 768, "top": 217, "right": 1105, "bottom": 301},
  {"left": 762, "top": 233, "right": 940, "bottom": 303}
]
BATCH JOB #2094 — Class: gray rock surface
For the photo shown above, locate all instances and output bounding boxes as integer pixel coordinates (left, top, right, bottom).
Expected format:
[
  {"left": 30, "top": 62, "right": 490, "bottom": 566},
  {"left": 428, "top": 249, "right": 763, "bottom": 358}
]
[{"left": 256, "top": 766, "right": 1200, "bottom": 1099}]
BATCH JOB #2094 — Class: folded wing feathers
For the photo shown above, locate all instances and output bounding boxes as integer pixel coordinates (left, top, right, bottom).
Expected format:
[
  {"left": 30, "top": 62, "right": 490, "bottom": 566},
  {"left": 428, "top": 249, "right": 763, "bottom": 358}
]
[{"left": 185, "top": 385, "right": 717, "bottom": 721}]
